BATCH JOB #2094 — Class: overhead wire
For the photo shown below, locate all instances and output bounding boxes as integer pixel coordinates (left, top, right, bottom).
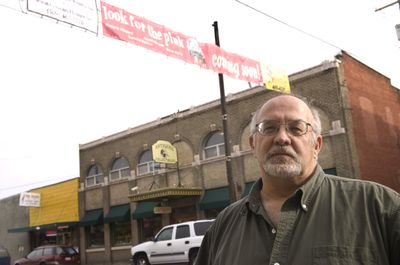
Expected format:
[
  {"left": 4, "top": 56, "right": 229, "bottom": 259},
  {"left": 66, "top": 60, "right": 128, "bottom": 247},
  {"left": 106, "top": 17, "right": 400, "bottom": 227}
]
[
  {"left": 234, "top": 0, "right": 344, "bottom": 51},
  {"left": 0, "top": 175, "right": 78, "bottom": 193}
]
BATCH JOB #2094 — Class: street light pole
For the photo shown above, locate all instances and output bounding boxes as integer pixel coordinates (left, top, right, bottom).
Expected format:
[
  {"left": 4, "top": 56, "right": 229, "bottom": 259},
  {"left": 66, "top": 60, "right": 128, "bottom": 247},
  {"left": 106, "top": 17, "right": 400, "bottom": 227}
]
[
  {"left": 212, "top": 21, "right": 236, "bottom": 204},
  {"left": 374, "top": 0, "right": 400, "bottom": 12}
]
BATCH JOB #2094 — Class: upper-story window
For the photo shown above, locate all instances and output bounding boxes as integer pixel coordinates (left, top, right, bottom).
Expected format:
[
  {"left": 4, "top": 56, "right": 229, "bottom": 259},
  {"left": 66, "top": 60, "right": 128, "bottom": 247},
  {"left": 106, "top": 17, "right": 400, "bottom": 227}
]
[
  {"left": 86, "top": 164, "right": 104, "bottom": 187},
  {"left": 110, "top": 157, "right": 130, "bottom": 181},
  {"left": 203, "top": 131, "right": 225, "bottom": 159},
  {"left": 137, "top": 150, "right": 159, "bottom": 176}
]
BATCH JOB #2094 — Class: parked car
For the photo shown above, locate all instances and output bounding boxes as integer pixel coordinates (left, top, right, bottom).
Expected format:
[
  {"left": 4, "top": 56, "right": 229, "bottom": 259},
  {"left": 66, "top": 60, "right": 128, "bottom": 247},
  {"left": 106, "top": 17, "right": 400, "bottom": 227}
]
[
  {"left": 131, "top": 219, "right": 214, "bottom": 265},
  {"left": 0, "top": 245, "right": 10, "bottom": 265},
  {"left": 14, "top": 245, "right": 79, "bottom": 265}
]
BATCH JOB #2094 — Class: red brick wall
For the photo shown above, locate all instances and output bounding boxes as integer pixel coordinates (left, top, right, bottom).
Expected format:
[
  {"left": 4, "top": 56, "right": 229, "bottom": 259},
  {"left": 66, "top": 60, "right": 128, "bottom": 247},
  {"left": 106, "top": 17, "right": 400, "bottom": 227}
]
[{"left": 341, "top": 52, "right": 400, "bottom": 191}]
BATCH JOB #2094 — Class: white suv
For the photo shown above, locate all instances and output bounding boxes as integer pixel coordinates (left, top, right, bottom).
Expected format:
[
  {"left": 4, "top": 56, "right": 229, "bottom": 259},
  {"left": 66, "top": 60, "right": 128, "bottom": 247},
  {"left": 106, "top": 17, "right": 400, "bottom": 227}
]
[{"left": 131, "top": 219, "right": 214, "bottom": 265}]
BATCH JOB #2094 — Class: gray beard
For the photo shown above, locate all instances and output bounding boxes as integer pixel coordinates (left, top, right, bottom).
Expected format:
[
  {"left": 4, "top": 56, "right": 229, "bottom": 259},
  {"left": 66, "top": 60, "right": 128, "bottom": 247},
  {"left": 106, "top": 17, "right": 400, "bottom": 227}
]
[{"left": 263, "top": 157, "right": 302, "bottom": 178}]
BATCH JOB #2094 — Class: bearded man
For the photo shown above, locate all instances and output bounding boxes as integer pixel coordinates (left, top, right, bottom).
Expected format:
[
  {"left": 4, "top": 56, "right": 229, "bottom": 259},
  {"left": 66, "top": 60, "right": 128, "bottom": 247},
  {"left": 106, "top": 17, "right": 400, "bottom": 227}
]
[{"left": 194, "top": 94, "right": 400, "bottom": 265}]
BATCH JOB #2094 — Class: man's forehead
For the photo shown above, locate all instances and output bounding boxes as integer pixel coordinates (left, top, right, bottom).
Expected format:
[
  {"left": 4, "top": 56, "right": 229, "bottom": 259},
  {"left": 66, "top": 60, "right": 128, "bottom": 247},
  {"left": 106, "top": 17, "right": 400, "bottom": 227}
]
[{"left": 258, "top": 96, "right": 312, "bottom": 120}]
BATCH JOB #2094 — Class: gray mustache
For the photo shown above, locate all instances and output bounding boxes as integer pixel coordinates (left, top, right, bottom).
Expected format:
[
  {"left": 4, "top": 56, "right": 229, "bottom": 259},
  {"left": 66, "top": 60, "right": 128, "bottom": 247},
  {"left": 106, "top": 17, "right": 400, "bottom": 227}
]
[{"left": 267, "top": 146, "right": 298, "bottom": 160}]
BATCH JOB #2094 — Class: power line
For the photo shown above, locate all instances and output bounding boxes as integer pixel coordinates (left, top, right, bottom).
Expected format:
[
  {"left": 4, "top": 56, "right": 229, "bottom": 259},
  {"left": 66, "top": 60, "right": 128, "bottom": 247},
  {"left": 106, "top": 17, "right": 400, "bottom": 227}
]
[
  {"left": 0, "top": 174, "right": 78, "bottom": 192},
  {"left": 0, "top": 3, "right": 21, "bottom": 13},
  {"left": 234, "top": 0, "right": 344, "bottom": 51}
]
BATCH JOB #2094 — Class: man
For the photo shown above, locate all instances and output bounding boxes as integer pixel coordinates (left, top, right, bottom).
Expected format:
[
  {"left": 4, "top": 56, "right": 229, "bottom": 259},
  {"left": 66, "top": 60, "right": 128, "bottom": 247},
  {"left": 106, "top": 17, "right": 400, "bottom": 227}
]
[{"left": 194, "top": 94, "right": 400, "bottom": 265}]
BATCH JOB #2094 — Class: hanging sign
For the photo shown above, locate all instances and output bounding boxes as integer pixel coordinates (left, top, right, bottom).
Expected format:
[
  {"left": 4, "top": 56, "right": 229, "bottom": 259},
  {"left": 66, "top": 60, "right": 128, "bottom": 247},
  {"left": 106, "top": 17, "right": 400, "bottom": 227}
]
[
  {"left": 27, "top": 0, "right": 98, "bottom": 33},
  {"left": 100, "top": 1, "right": 267, "bottom": 84},
  {"left": 154, "top": 206, "right": 172, "bottom": 214},
  {"left": 152, "top": 140, "right": 177, "bottom": 164}
]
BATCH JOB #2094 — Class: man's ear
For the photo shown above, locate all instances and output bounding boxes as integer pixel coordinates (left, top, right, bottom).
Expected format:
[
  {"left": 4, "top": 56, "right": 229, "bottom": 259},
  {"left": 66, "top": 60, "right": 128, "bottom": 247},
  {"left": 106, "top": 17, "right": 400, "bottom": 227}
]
[{"left": 314, "top": 135, "right": 323, "bottom": 157}]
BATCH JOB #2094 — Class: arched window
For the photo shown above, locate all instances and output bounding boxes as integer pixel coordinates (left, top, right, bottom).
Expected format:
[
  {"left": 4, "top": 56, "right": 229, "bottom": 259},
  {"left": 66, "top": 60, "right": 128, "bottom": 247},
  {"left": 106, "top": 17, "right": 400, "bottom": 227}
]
[
  {"left": 137, "top": 150, "right": 159, "bottom": 176},
  {"left": 86, "top": 164, "right": 104, "bottom": 187},
  {"left": 110, "top": 157, "right": 130, "bottom": 181},
  {"left": 203, "top": 131, "right": 225, "bottom": 159}
]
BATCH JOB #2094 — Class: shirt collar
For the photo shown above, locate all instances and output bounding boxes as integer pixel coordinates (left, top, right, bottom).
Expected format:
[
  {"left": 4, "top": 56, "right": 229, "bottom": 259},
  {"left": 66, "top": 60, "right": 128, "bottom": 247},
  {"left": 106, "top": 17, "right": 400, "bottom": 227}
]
[{"left": 246, "top": 165, "right": 325, "bottom": 213}]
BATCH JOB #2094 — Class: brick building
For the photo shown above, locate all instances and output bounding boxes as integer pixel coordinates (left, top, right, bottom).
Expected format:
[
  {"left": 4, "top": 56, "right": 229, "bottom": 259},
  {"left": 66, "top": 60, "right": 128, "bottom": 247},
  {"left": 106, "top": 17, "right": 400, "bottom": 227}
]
[{"left": 77, "top": 51, "right": 399, "bottom": 265}]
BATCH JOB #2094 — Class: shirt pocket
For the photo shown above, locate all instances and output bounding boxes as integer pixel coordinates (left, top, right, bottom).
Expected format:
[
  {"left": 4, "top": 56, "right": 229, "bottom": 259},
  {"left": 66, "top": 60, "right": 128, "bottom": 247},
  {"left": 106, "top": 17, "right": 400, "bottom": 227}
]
[{"left": 312, "top": 246, "right": 377, "bottom": 265}]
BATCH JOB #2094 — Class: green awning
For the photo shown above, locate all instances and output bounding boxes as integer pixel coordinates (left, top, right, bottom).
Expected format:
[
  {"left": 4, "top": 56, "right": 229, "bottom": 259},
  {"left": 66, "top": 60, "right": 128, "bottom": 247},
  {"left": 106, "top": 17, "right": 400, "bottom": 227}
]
[
  {"left": 8, "top": 222, "right": 78, "bottom": 233},
  {"left": 132, "top": 201, "right": 160, "bottom": 219},
  {"left": 79, "top": 209, "right": 103, "bottom": 226},
  {"left": 242, "top": 182, "right": 256, "bottom": 198},
  {"left": 8, "top": 226, "right": 34, "bottom": 233},
  {"left": 199, "top": 187, "right": 229, "bottom": 210},
  {"left": 104, "top": 204, "right": 130, "bottom": 223}
]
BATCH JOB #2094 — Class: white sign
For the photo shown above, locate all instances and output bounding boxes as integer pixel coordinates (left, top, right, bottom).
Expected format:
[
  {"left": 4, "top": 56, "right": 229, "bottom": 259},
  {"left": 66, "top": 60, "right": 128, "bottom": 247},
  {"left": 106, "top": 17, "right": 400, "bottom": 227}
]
[
  {"left": 27, "top": 0, "right": 98, "bottom": 33},
  {"left": 19, "top": 192, "right": 41, "bottom": 207}
]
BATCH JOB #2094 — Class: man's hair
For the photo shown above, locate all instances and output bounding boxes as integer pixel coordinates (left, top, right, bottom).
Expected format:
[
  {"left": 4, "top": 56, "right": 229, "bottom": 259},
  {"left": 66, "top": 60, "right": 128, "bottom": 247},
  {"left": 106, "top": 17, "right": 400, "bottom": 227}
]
[{"left": 250, "top": 95, "right": 322, "bottom": 138}]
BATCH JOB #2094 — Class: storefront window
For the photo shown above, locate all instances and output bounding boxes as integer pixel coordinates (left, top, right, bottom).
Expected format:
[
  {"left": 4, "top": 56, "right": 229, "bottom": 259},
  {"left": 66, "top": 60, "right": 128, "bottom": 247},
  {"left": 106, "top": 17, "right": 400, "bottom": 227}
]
[
  {"left": 205, "top": 208, "right": 222, "bottom": 219},
  {"left": 171, "top": 205, "right": 196, "bottom": 223},
  {"left": 37, "top": 231, "right": 57, "bottom": 246},
  {"left": 141, "top": 217, "right": 162, "bottom": 242},
  {"left": 110, "top": 221, "right": 132, "bottom": 246},
  {"left": 86, "top": 224, "right": 104, "bottom": 248}
]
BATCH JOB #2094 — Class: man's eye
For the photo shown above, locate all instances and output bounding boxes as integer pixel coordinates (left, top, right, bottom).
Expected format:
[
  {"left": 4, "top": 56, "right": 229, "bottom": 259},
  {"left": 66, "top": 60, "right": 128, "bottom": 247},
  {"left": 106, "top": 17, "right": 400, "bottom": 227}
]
[
  {"left": 262, "top": 124, "right": 278, "bottom": 132},
  {"left": 288, "top": 122, "right": 306, "bottom": 134},
  {"left": 289, "top": 126, "right": 302, "bottom": 133}
]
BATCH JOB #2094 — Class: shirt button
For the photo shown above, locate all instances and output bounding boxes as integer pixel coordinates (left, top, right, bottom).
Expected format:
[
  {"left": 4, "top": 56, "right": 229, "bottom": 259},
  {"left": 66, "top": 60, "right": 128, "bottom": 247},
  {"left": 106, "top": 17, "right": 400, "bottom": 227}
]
[
  {"left": 302, "top": 204, "right": 307, "bottom": 210},
  {"left": 271, "top": 228, "right": 276, "bottom": 234}
]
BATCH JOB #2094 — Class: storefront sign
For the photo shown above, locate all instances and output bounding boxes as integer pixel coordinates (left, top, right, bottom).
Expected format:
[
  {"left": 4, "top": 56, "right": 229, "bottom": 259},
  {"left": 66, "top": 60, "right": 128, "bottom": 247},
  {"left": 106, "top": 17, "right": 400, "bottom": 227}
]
[
  {"left": 46, "top": 230, "right": 57, "bottom": 237},
  {"left": 153, "top": 206, "right": 172, "bottom": 214},
  {"left": 19, "top": 192, "right": 41, "bottom": 207}
]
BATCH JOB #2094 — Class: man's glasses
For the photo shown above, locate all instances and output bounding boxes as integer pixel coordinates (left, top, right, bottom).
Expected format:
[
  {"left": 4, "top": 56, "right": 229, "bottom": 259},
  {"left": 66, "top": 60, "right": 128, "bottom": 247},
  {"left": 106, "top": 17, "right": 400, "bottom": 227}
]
[{"left": 255, "top": 120, "right": 313, "bottom": 136}]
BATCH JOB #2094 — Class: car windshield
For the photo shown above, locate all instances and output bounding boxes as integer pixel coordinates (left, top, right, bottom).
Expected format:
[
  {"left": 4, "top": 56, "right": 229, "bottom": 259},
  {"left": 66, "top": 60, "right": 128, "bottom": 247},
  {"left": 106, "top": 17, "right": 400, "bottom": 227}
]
[{"left": 193, "top": 221, "right": 214, "bottom": 236}]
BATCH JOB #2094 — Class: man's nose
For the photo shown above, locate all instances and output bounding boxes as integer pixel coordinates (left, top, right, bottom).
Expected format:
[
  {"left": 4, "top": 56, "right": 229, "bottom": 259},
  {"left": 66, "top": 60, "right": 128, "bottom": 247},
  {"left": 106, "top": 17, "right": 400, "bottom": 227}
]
[{"left": 273, "top": 125, "right": 291, "bottom": 145}]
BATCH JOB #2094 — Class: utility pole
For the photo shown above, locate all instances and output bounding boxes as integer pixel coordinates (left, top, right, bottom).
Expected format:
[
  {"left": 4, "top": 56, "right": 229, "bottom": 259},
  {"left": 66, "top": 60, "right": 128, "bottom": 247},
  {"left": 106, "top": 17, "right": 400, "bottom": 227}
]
[
  {"left": 375, "top": 0, "right": 400, "bottom": 12},
  {"left": 375, "top": 1, "right": 400, "bottom": 41},
  {"left": 212, "top": 21, "right": 236, "bottom": 204}
]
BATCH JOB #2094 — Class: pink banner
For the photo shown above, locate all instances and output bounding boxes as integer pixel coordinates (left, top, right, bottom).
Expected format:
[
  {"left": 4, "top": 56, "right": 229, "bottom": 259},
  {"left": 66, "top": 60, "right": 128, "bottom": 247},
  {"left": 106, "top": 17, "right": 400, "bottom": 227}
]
[{"left": 100, "top": 1, "right": 263, "bottom": 83}]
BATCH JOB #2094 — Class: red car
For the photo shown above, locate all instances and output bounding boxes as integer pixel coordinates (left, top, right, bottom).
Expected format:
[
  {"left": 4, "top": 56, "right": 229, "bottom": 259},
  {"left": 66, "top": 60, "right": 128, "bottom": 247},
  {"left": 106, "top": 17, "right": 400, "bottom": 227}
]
[{"left": 14, "top": 245, "right": 79, "bottom": 265}]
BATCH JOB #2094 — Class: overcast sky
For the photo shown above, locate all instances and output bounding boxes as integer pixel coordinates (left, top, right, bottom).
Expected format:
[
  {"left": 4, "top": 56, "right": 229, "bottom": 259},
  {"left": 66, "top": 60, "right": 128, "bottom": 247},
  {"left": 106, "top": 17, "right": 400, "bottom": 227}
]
[{"left": 0, "top": 0, "right": 399, "bottom": 199}]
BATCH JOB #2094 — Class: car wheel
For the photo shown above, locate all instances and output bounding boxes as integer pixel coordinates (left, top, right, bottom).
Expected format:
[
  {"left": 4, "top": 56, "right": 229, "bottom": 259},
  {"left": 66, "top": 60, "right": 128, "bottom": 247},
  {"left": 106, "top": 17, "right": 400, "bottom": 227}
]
[
  {"left": 135, "top": 253, "right": 150, "bottom": 265},
  {"left": 188, "top": 249, "right": 198, "bottom": 265}
]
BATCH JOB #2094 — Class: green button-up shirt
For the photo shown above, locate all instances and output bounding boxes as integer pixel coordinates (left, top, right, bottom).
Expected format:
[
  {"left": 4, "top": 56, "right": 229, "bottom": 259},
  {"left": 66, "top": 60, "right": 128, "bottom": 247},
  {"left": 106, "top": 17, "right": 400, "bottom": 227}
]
[{"left": 195, "top": 165, "right": 400, "bottom": 265}]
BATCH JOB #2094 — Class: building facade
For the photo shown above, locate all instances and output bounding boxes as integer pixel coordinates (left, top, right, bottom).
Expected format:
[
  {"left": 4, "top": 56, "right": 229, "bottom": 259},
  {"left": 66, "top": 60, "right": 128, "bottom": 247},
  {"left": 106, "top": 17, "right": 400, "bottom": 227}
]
[
  {"left": 0, "top": 194, "right": 30, "bottom": 264},
  {"left": 4, "top": 178, "right": 80, "bottom": 263},
  {"left": 78, "top": 51, "right": 400, "bottom": 265}
]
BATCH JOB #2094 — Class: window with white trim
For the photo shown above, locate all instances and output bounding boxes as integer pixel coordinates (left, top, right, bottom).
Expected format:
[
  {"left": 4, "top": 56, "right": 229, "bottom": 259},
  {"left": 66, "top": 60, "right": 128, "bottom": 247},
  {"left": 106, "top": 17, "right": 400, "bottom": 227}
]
[
  {"left": 86, "top": 164, "right": 104, "bottom": 187},
  {"left": 203, "top": 131, "right": 225, "bottom": 159},
  {"left": 137, "top": 150, "right": 159, "bottom": 176},
  {"left": 110, "top": 157, "right": 130, "bottom": 181}
]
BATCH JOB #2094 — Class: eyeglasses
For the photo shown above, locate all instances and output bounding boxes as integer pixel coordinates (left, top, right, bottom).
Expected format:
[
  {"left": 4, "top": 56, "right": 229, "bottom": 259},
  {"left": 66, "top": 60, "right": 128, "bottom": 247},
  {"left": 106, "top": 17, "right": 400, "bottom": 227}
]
[{"left": 255, "top": 120, "right": 313, "bottom": 136}]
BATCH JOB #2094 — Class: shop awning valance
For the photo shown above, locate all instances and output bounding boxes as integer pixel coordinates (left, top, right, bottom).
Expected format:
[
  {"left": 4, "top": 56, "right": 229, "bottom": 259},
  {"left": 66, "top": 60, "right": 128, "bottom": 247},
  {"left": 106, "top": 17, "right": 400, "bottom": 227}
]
[
  {"left": 104, "top": 204, "right": 130, "bottom": 223},
  {"left": 199, "top": 187, "right": 229, "bottom": 210},
  {"left": 79, "top": 209, "right": 103, "bottom": 226},
  {"left": 132, "top": 201, "right": 160, "bottom": 219},
  {"left": 8, "top": 226, "right": 34, "bottom": 233},
  {"left": 129, "top": 187, "right": 203, "bottom": 202},
  {"left": 8, "top": 221, "right": 78, "bottom": 233}
]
